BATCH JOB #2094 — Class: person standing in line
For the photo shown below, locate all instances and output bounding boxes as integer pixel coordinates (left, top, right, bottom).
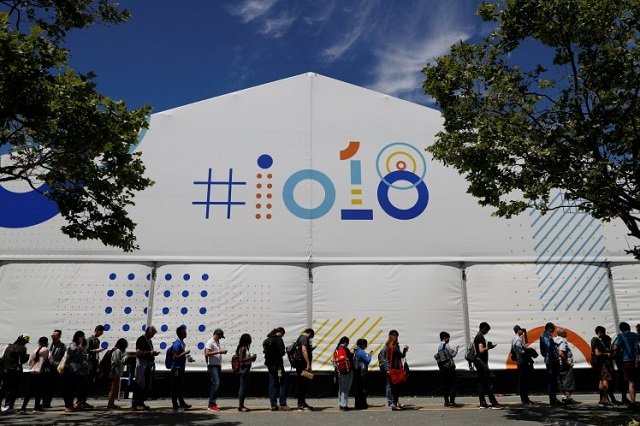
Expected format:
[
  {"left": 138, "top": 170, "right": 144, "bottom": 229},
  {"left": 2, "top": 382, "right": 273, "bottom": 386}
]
[
  {"left": 605, "top": 329, "right": 630, "bottom": 405},
  {"left": 132, "top": 326, "right": 159, "bottom": 411},
  {"left": 236, "top": 333, "right": 257, "bottom": 412},
  {"left": 107, "top": 338, "right": 128, "bottom": 409},
  {"left": 555, "top": 328, "right": 577, "bottom": 405},
  {"left": 62, "top": 331, "right": 89, "bottom": 412},
  {"left": 0, "top": 334, "right": 29, "bottom": 412},
  {"left": 512, "top": 326, "right": 534, "bottom": 405},
  {"left": 540, "top": 322, "right": 562, "bottom": 407},
  {"left": 591, "top": 326, "right": 614, "bottom": 407},
  {"left": 612, "top": 321, "right": 640, "bottom": 407},
  {"left": 385, "top": 329, "right": 408, "bottom": 411},
  {"left": 334, "top": 336, "right": 354, "bottom": 411},
  {"left": 353, "top": 338, "right": 371, "bottom": 410},
  {"left": 295, "top": 328, "right": 315, "bottom": 411},
  {"left": 19, "top": 337, "right": 50, "bottom": 413},
  {"left": 42, "top": 330, "right": 65, "bottom": 409},
  {"left": 170, "top": 326, "right": 192, "bottom": 411},
  {"left": 82, "top": 324, "right": 105, "bottom": 409},
  {"left": 473, "top": 322, "right": 503, "bottom": 410},
  {"left": 264, "top": 327, "right": 289, "bottom": 411},
  {"left": 435, "top": 331, "right": 459, "bottom": 408},
  {"left": 205, "top": 328, "right": 227, "bottom": 412}
]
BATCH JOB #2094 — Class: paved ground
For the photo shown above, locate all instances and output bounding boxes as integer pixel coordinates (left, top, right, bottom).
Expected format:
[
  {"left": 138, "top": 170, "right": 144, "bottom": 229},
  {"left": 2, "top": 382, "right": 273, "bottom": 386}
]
[{"left": 1, "top": 394, "right": 639, "bottom": 425}]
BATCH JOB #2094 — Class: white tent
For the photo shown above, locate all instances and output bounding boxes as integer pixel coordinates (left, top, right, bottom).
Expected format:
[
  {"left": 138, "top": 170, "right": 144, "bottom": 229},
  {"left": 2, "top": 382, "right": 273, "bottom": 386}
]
[{"left": 1, "top": 73, "right": 638, "bottom": 371}]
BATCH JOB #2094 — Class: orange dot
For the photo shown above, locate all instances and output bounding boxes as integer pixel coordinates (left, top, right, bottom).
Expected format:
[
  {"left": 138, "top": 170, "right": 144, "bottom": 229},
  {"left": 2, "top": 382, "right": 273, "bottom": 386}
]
[
  {"left": 267, "top": 183, "right": 272, "bottom": 189},
  {"left": 266, "top": 193, "right": 272, "bottom": 199},
  {"left": 266, "top": 203, "right": 272, "bottom": 209},
  {"left": 266, "top": 214, "right": 272, "bottom": 219},
  {"left": 257, "top": 173, "right": 262, "bottom": 179},
  {"left": 255, "top": 214, "right": 261, "bottom": 219},
  {"left": 267, "top": 173, "right": 272, "bottom": 179},
  {"left": 256, "top": 193, "right": 262, "bottom": 199},
  {"left": 256, "top": 183, "right": 262, "bottom": 189},
  {"left": 256, "top": 203, "right": 262, "bottom": 209}
]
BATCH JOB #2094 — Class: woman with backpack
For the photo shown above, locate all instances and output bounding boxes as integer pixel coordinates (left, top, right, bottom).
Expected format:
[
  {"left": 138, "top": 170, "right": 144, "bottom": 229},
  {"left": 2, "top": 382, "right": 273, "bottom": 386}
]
[
  {"left": 235, "top": 334, "right": 257, "bottom": 412},
  {"left": 62, "top": 330, "right": 89, "bottom": 412},
  {"left": 20, "top": 336, "right": 50, "bottom": 412},
  {"left": 107, "top": 338, "right": 128, "bottom": 409},
  {"left": 334, "top": 336, "right": 354, "bottom": 410}
]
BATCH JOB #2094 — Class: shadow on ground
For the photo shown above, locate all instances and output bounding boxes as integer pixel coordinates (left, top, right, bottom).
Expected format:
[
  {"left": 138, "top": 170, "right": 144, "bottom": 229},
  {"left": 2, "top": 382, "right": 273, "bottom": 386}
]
[{"left": 503, "top": 403, "right": 639, "bottom": 425}]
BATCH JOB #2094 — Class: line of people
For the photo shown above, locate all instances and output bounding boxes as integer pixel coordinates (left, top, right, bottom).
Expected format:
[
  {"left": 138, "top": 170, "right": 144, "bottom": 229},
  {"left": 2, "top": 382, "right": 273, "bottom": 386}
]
[
  {"left": 435, "top": 321, "right": 640, "bottom": 410},
  {"left": 1, "top": 321, "right": 638, "bottom": 414}
]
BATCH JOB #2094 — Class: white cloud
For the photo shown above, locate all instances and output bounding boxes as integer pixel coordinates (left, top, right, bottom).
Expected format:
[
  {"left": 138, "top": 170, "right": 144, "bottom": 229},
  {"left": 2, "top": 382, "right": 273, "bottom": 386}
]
[
  {"left": 228, "top": 0, "right": 280, "bottom": 23},
  {"left": 367, "top": 3, "right": 472, "bottom": 102},
  {"left": 370, "top": 31, "right": 468, "bottom": 101},
  {"left": 319, "top": 1, "right": 378, "bottom": 62},
  {"left": 260, "top": 13, "right": 296, "bottom": 38}
]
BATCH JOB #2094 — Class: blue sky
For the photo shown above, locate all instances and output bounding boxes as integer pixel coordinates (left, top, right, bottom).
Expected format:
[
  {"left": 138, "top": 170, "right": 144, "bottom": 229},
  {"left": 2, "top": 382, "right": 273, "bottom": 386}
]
[{"left": 63, "top": 0, "right": 486, "bottom": 113}]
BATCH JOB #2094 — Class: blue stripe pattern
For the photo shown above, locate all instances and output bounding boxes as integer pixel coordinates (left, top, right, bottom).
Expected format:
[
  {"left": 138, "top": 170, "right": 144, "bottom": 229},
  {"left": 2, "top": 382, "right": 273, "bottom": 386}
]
[{"left": 530, "top": 192, "right": 609, "bottom": 311}]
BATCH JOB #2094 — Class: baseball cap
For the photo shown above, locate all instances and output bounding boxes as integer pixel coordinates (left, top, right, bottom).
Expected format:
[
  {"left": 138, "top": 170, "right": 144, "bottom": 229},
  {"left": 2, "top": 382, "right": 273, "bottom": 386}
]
[
  {"left": 513, "top": 325, "right": 522, "bottom": 333},
  {"left": 214, "top": 328, "right": 225, "bottom": 338}
]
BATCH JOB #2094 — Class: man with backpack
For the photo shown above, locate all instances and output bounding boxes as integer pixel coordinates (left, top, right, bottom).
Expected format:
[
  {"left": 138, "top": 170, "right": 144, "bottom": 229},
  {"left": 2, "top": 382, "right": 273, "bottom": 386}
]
[
  {"left": 512, "top": 325, "right": 534, "bottom": 405},
  {"left": 0, "top": 334, "right": 29, "bottom": 412},
  {"left": 293, "top": 328, "right": 314, "bottom": 411},
  {"left": 473, "top": 322, "right": 504, "bottom": 409},
  {"left": 42, "top": 329, "right": 65, "bottom": 409},
  {"left": 540, "top": 322, "right": 562, "bottom": 407},
  {"left": 82, "top": 325, "right": 105, "bottom": 409},
  {"left": 264, "top": 327, "right": 289, "bottom": 411},
  {"left": 435, "top": 331, "right": 459, "bottom": 407},
  {"left": 167, "top": 325, "right": 192, "bottom": 410}
]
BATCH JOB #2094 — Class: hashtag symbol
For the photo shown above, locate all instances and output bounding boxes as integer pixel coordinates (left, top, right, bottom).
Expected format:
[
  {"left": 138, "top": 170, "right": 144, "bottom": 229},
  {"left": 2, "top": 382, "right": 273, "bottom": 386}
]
[{"left": 192, "top": 168, "right": 246, "bottom": 219}]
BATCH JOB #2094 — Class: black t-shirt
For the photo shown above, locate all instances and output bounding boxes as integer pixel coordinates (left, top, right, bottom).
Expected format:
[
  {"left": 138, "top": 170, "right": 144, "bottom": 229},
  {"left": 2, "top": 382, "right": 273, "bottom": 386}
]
[
  {"left": 136, "top": 335, "right": 154, "bottom": 361},
  {"left": 87, "top": 336, "right": 100, "bottom": 363},
  {"left": 590, "top": 336, "right": 607, "bottom": 365},
  {"left": 474, "top": 333, "right": 488, "bottom": 363},
  {"left": 298, "top": 334, "right": 312, "bottom": 364},
  {"left": 264, "top": 336, "right": 285, "bottom": 368}
]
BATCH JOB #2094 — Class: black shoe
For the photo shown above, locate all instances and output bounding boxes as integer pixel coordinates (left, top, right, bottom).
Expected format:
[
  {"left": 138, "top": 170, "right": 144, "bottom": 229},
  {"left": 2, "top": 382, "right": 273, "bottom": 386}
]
[
  {"left": 550, "top": 399, "right": 563, "bottom": 407},
  {"left": 80, "top": 402, "right": 94, "bottom": 409},
  {"left": 271, "top": 406, "right": 279, "bottom": 411},
  {"left": 479, "top": 402, "right": 490, "bottom": 409},
  {"left": 180, "top": 403, "right": 192, "bottom": 409},
  {"left": 339, "top": 406, "right": 349, "bottom": 411},
  {"left": 172, "top": 405, "right": 180, "bottom": 410}
]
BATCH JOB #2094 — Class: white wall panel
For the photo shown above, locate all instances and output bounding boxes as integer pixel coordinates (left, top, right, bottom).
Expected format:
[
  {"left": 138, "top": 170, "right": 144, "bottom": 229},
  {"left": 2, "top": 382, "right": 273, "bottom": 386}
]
[
  {"left": 312, "top": 264, "right": 464, "bottom": 371},
  {"left": 150, "top": 264, "right": 308, "bottom": 371},
  {"left": 611, "top": 264, "right": 640, "bottom": 325},
  {"left": 0, "top": 263, "right": 151, "bottom": 351},
  {"left": 466, "top": 264, "right": 615, "bottom": 370}
]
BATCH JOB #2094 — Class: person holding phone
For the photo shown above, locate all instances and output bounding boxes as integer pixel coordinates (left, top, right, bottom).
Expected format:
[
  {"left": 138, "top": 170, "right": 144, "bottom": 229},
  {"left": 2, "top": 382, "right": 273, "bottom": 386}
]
[
  {"left": 132, "top": 326, "right": 160, "bottom": 411},
  {"left": 473, "top": 322, "right": 503, "bottom": 409},
  {"left": 205, "top": 328, "right": 227, "bottom": 412}
]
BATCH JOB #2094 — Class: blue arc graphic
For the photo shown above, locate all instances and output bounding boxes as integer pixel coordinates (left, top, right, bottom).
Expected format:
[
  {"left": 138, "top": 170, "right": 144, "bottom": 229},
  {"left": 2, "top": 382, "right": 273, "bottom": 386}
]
[{"left": 0, "top": 184, "right": 60, "bottom": 228}]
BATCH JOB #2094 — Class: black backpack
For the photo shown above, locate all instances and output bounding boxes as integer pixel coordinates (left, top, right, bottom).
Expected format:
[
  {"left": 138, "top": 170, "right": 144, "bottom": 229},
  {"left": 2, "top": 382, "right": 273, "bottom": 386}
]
[
  {"left": 97, "top": 348, "right": 115, "bottom": 380},
  {"left": 286, "top": 338, "right": 302, "bottom": 367}
]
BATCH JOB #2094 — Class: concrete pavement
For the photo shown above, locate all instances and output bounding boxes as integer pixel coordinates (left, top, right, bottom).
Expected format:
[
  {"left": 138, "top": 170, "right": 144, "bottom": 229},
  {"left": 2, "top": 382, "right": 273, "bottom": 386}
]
[{"left": 1, "top": 394, "right": 639, "bottom": 425}]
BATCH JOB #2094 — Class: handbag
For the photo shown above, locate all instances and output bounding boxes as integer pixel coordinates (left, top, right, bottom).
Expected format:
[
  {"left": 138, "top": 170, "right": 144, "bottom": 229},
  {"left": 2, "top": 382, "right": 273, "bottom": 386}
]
[
  {"left": 57, "top": 352, "right": 68, "bottom": 374},
  {"left": 300, "top": 369, "right": 314, "bottom": 380},
  {"left": 387, "top": 345, "right": 406, "bottom": 385}
]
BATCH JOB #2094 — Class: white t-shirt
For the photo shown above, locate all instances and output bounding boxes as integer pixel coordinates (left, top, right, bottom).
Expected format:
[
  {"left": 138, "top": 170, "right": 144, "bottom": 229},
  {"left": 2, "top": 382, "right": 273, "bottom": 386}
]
[{"left": 205, "top": 338, "right": 223, "bottom": 366}]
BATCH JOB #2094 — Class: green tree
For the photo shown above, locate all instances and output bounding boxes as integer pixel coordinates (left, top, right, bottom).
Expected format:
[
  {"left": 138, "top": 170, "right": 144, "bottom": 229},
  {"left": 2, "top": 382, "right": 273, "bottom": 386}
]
[
  {"left": 423, "top": 0, "right": 640, "bottom": 257},
  {"left": 0, "top": 0, "right": 152, "bottom": 251}
]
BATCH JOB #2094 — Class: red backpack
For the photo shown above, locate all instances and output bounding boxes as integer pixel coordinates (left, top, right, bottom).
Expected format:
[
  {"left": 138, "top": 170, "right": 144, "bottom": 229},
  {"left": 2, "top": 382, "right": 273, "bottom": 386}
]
[{"left": 333, "top": 346, "right": 351, "bottom": 374}]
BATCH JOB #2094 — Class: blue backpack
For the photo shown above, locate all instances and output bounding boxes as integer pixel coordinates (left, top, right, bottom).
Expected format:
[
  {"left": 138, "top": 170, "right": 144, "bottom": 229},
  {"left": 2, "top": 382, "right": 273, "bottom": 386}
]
[{"left": 165, "top": 342, "right": 176, "bottom": 369}]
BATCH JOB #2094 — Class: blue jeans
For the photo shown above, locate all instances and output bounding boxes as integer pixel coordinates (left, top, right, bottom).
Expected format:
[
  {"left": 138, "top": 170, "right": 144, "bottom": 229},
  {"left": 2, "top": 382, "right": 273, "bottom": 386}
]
[
  {"left": 207, "top": 365, "right": 221, "bottom": 407},
  {"left": 385, "top": 375, "right": 393, "bottom": 406},
  {"left": 545, "top": 359, "right": 559, "bottom": 403},
  {"left": 268, "top": 366, "right": 288, "bottom": 407},
  {"left": 338, "top": 371, "right": 353, "bottom": 407},
  {"left": 238, "top": 365, "right": 250, "bottom": 407}
]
